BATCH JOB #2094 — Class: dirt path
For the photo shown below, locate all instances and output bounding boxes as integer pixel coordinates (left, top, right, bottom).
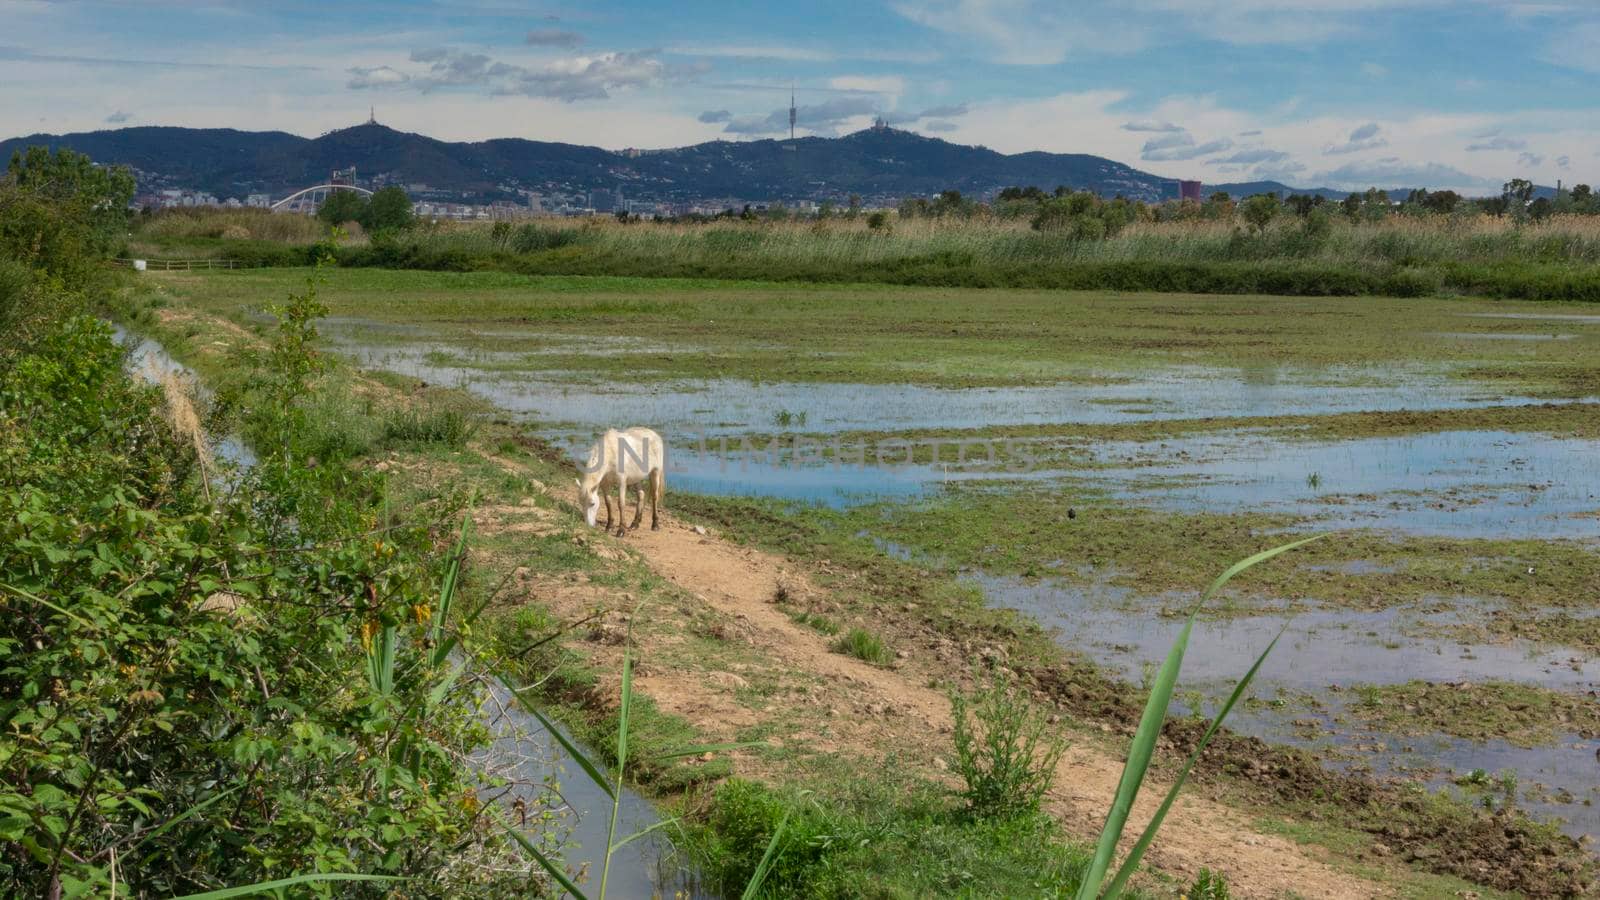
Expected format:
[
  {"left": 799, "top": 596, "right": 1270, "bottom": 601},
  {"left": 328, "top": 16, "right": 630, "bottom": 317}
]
[{"left": 617, "top": 515, "right": 1383, "bottom": 899}]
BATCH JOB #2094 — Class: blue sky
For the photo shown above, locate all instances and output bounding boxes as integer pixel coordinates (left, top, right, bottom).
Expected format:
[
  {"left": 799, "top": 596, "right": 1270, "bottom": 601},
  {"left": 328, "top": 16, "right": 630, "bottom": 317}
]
[{"left": 4, "top": 0, "right": 1598, "bottom": 192}]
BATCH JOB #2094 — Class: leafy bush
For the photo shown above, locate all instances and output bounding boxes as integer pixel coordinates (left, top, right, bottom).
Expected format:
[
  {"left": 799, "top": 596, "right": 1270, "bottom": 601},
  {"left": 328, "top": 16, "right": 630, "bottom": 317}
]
[
  {"left": 830, "top": 627, "right": 891, "bottom": 666},
  {"left": 381, "top": 406, "right": 478, "bottom": 447},
  {"left": 0, "top": 224, "right": 519, "bottom": 893},
  {"left": 1187, "top": 868, "right": 1233, "bottom": 899},
  {"left": 948, "top": 678, "right": 1067, "bottom": 820},
  {"left": 694, "top": 776, "right": 1096, "bottom": 899}
]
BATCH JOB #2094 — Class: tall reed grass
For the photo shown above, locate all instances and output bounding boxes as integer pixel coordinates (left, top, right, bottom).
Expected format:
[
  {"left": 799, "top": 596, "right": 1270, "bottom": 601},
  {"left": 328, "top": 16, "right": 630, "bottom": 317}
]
[
  {"left": 381, "top": 214, "right": 1600, "bottom": 268},
  {"left": 138, "top": 207, "right": 328, "bottom": 243}
]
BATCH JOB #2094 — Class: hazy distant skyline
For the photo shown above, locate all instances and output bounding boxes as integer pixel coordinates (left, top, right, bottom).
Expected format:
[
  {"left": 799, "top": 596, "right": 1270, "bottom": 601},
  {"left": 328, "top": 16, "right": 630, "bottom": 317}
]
[{"left": 4, "top": 0, "right": 1598, "bottom": 193}]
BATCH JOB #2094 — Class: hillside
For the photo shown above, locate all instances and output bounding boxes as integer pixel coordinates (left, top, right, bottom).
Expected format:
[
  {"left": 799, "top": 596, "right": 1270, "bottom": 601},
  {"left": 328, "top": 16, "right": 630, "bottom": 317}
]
[{"left": 2, "top": 122, "right": 1186, "bottom": 203}]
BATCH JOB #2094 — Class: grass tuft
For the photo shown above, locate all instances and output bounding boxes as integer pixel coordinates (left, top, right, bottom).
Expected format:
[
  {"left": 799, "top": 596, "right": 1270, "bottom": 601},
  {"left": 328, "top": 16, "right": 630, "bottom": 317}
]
[
  {"left": 831, "top": 627, "right": 892, "bottom": 665},
  {"left": 787, "top": 610, "right": 841, "bottom": 635}
]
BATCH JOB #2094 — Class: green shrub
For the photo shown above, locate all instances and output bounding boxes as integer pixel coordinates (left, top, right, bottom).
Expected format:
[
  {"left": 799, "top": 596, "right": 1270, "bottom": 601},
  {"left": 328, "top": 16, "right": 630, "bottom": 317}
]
[
  {"left": 693, "top": 776, "right": 1098, "bottom": 899},
  {"left": 948, "top": 678, "right": 1068, "bottom": 820},
  {"left": 831, "top": 627, "right": 891, "bottom": 665},
  {"left": 0, "top": 314, "right": 508, "bottom": 895},
  {"left": 380, "top": 405, "right": 477, "bottom": 447},
  {"left": 1187, "top": 867, "right": 1233, "bottom": 899}
]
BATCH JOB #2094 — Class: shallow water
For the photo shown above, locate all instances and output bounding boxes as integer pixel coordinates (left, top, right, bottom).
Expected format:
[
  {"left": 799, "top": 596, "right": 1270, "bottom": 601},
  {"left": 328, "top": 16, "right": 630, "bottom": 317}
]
[
  {"left": 332, "top": 338, "right": 1559, "bottom": 437},
  {"left": 1083, "top": 429, "right": 1600, "bottom": 539},
  {"left": 971, "top": 571, "right": 1600, "bottom": 842},
  {"left": 477, "top": 673, "right": 711, "bottom": 898},
  {"left": 113, "top": 326, "right": 255, "bottom": 468},
  {"left": 968, "top": 572, "right": 1600, "bottom": 692},
  {"left": 560, "top": 425, "right": 1600, "bottom": 539}
]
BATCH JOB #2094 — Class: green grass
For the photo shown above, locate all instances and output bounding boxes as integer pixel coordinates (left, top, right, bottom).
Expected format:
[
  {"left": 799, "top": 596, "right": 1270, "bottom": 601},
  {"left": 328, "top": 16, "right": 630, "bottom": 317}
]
[
  {"left": 380, "top": 405, "right": 478, "bottom": 446},
  {"left": 787, "top": 610, "right": 842, "bottom": 635},
  {"left": 690, "top": 775, "right": 1122, "bottom": 899},
  {"left": 1337, "top": 680, "right": 1600, "bottom": 747},
  {"left": 139, "top": 267, "right": 1600, "bottom": 396},
  {"left": 830, "top": 627, "right": 893, "bottom": 666}
]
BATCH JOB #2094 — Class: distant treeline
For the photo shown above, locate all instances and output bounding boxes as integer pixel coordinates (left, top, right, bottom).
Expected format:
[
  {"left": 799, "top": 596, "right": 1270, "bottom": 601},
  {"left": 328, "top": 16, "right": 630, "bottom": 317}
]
[{"left": 128, "top": 202, "right": 1600, "bottom": 302}]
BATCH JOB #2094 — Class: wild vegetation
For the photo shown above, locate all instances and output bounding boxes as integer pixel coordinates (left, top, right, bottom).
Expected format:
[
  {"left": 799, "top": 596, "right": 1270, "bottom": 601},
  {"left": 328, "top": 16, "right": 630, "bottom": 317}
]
[
  {"left": 0, "top": 150, "right": 521, "bottom": 896},
  {"left": 127, "top": 189, "right": 1600, "bottom": 300}
]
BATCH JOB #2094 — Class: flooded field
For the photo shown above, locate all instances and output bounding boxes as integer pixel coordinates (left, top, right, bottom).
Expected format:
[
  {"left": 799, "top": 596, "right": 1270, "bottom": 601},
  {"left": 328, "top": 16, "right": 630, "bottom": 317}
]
[
  {"left": 332, "top": 331, "right": 1563, "bottom": 436},
  {"left": 158, "top": 271, "right": 1600, "bottom": 853}
]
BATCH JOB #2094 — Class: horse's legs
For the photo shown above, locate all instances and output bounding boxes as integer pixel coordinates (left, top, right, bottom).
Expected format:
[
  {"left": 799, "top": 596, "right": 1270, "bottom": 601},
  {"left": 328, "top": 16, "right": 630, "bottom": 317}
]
[
  {"left": 603, "top": 492, "right": 614, "bottom": 530},
  {"left": 616, "top": 476, "right": 628, "bottom": 536},
  {"left": 650, "top": 468, "right": 662, "bottom": 530},
  {"left": 629, "top": 483, "right": 645, "bottom": 530}
]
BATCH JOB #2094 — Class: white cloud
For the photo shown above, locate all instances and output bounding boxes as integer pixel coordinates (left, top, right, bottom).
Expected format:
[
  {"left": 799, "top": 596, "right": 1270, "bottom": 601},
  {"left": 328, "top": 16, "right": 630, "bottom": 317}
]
[
  {"left": 1361, "top": 61, "right": 1388, "bottom": 77},
  {"left": 721, "top": 96, "right": 881, "bottom": 135},
  {"left": 1122, "top": 119, "right": 1184, "bottom": 132},
  {"left": 1324, "top": 122, "right": 1387, "bottom": 154},
  {"left": 347, "top": 65, "right": 409, "bottom": 89},
  {"left": 1209, "top": 147, "right": 1291, "bottom": 165},
  {"left": 346, "top": 47, "right": 704, "bottom": 102},
  {"left": 1465, "top": 134, "right": 1526, "bottom": 151},
  {"left": 1541, "top": 21, "right": 1600, "bottom": 73},
  {"left": 525, "top": 29, "right": 584, "bottom": 49},
  {"left": 1313, "top": 157, "right": 1498, "bottom": 190},
  {"left": 828, "top": 75, "right": 906, "bottom": 95},
  {"left": 665, "top": 43, "right": 836, "bottom": 62},
  {"left": 891, "top": 0, "right": 1144, "bottom": 64}
]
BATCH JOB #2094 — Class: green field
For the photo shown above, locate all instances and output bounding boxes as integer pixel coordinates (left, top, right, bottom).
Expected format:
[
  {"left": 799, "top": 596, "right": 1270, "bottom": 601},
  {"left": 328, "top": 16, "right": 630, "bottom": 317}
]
[{"left": 147, "top": 266, "right": 1600, "bottom": 394}]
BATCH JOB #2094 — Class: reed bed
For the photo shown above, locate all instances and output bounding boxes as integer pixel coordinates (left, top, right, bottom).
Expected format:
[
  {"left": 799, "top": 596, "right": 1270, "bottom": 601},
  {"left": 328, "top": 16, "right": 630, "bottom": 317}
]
[
  {"left": 131, "top": 208, "right": 1600, "bottom": 299},
  {"left": 389, "top": 214, "right": 1600, "bottom": 269},
  {"left": 138, "top": 206, "right": 329, "bottom": 243}
]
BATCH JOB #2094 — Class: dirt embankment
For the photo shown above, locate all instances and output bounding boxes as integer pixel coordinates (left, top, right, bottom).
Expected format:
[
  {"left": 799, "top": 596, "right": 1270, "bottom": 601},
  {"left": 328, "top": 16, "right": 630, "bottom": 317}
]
[{"left": 623, "top": 515, "right": 1384, "bottom": 899}]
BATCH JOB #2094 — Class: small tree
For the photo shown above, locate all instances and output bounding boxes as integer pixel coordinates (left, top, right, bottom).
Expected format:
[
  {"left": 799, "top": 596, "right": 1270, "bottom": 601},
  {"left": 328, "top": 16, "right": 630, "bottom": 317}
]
[
  {"left": 317, "top": 189, "right": 367, "bottom": 226},
  {"left": 1340, "top": 192, "right": 1363, "bottom": 222},
  {"left": 1240, "top": 194, "right": 1280, "bottom": 233},
  {"left": 361, "top": 185, "right": 414, "bottom": 232},
  {"left": 6, "top": 146, "right": 134, "bottom": 257}
]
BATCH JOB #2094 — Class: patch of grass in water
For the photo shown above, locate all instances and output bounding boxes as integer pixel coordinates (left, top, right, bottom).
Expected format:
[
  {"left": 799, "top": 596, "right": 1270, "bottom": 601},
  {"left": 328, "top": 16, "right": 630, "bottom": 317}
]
[{"left": 1337, "top": 680, "right": 1600, "bottom": 747}]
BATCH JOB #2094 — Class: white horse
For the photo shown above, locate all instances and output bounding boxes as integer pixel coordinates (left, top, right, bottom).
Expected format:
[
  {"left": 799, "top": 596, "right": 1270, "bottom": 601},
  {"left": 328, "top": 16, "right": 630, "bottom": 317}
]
[{"left": 576, "top": 427, "right": 665, "bottom": 536}]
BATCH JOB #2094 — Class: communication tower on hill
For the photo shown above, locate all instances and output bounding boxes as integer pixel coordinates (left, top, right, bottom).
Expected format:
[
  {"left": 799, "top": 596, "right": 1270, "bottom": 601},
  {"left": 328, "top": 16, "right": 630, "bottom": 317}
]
[{"left": 789, "top": 85, "right": 797, "bottom": 141}]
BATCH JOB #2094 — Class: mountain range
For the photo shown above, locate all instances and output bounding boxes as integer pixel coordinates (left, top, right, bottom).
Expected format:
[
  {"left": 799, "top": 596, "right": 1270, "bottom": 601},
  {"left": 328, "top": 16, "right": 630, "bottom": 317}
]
[{"left": 1, "top": 122, "right": 1396, "bottom": 205}]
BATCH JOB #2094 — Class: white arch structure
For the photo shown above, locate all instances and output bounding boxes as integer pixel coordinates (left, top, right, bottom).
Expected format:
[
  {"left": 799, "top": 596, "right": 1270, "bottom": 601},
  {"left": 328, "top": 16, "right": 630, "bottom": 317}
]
[{"left": 271, "top": 184, "right": 373, "bottom": 214}]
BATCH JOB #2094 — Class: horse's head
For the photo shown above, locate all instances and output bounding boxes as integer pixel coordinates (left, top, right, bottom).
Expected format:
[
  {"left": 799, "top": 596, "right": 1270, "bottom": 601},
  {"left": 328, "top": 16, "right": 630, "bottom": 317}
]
[{"left": 575, "top": 478, "right": 601, "bottom": 527}]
